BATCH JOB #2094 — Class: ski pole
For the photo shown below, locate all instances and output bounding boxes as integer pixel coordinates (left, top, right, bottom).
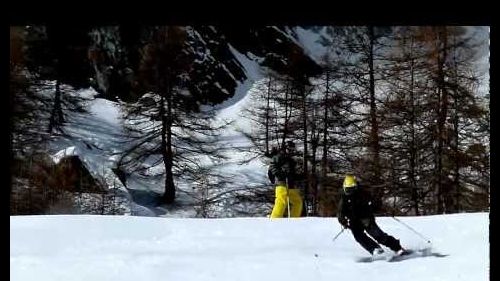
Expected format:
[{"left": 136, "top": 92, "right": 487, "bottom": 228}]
[
  {"left": 286, "top": 177, "right": 291, "bottom": 218},
  {"left": 332, "top": 227, "right": 345, "bottom": 243},
  {"left": 391, "top": 216, "right": 432, "bottom": 244}
]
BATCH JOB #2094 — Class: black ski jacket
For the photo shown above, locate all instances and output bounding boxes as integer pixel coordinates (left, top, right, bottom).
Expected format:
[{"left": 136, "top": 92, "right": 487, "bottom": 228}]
[
  {"left": 269, "top": 152, "right": 297, "bottom": 187},
  {"left": 337, "top": 186, "right": 376, "bottom": 223}
]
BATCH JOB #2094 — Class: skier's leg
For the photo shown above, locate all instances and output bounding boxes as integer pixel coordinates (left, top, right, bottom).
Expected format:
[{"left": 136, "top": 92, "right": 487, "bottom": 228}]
[
  {"left": 270, "top": 185, "right": 287, "bottom": 218},
  {"left": 288, "top": 189, "right": 303, "bottom": 217},
  {"left": 350, "top": 221, "right": 381, "bottom": 254},
  {"left": 365, "top": 220, "right": 403, "bottom": 252}
]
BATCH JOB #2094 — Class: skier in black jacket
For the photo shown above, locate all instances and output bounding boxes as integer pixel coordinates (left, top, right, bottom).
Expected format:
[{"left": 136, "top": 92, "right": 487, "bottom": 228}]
[
  {"left": 337, "top": 174, "right": 407, "bottom": 256},
  {"left": 268, "top": 141, "right": 303, "bottom": 218}
]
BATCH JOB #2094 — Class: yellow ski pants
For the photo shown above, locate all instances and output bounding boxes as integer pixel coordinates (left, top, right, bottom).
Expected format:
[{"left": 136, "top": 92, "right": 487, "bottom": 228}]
[{"left": 270, "top": 185, "right": 303, "bottom": 218}]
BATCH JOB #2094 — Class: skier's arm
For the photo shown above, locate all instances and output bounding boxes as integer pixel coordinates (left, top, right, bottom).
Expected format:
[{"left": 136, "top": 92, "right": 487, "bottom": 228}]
[
  {"left": 337, "top": 196, "right": 349, "bottom": 228},
  {"left": 337, "top": 196, "right": 344, "bottom": 217}
]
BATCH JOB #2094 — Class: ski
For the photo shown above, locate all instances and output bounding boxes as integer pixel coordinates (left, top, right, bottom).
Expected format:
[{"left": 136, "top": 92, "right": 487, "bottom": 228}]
[
  {"left": 356, "top": 248, "right": 448, "bottom": 263},
  {"left": 388, "top": 248, "right": 448, "bottom": 262}
]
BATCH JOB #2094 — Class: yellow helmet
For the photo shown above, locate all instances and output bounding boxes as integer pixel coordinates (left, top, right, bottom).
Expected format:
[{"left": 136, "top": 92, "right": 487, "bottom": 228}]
[{"left": 343, "top": 175, "right": 357, "bottom": 193}]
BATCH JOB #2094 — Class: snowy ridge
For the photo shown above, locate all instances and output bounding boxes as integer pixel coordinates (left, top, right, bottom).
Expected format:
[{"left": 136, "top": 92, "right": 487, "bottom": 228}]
[
  {"left": 215, "top": 44, "right": 264, "bottom": 111},
  {"left": 291, "top": 27, "right": 330, "bottom": 65},
  {"left": 51, "top": 146, "right": 78, "bottom": 164}
]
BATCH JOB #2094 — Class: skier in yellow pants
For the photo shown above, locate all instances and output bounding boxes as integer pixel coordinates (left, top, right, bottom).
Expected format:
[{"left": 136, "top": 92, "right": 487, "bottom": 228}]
[
  {"left": 270, "top": 184, "right": 303, "bottom": 218},
  {"left": 268, "top": 141, "right": 303, "bottom": 218}
]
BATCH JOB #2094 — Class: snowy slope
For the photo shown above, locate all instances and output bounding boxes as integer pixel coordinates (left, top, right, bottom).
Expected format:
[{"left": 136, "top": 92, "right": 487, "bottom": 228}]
[
  {"left": 212, "top": 45, "right": 268, "bottom": 189},
  {"left": 10, "top": 213, "right": 489, "bottom": 281}
]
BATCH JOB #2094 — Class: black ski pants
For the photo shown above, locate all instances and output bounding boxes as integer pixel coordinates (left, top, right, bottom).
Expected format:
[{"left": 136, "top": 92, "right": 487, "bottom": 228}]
[{"left": 349, "top": 218, "right": 402, "bottom": 254}]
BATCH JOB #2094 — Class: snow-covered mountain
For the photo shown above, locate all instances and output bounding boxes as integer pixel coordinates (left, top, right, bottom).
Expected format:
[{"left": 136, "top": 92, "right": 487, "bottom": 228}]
[{"left": 10, "top": 212, "right": 489, "bottom": 281}]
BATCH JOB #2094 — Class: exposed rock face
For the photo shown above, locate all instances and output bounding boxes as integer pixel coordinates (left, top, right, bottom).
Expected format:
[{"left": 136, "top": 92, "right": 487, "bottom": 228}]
[
  {"left": 55, "top": 156, "right": 104, "bottom": 193},
  {"left": 10, "top": 153, "right": 106, "bottom": 215},
  {"left": 87, "top": 26, "right": 322, "bottom": 103},
  {"left": 24, "top": 25, "right": 323, "bottom": 104}
]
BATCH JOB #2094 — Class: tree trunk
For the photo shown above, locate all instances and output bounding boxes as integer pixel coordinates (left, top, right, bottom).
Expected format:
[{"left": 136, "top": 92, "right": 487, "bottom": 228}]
[
  {"left": 265, "top": 77, "right": 272, "bottom": 155},
  {"left": 300, "top": 82, "right": 309, "bottom": 215},
  {"left": 451, "top": 33, "right": 461, "bottom": 213},
  {"left": 320, "top": 70, "right": 330, "bottom": 207},
  {"left": 367, "top": 26, "right": 382, "bottom": 205},
  {"left": 408, "top": 36, "right": 420, "bottom": 216},
  {"left": 281, "top": 80, "right": 291, "bottom": 147},
  {"left": 435, "top": 27, "right": 448, "bottom": 214},
  {"left": 310, "top": 139, "right": 318, "bottom": 215},
  {"left": 161, "top": 85, "right": 176, "bottom": 204},
  {"left": 48, "top": 79, "right": 64, "bottom": 133}
]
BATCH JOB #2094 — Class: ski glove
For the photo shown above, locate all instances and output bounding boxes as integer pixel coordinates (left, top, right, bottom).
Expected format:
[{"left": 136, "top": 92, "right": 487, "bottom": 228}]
[{"left": 339, "top": 216, "right": 350, "bottom": 229}]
